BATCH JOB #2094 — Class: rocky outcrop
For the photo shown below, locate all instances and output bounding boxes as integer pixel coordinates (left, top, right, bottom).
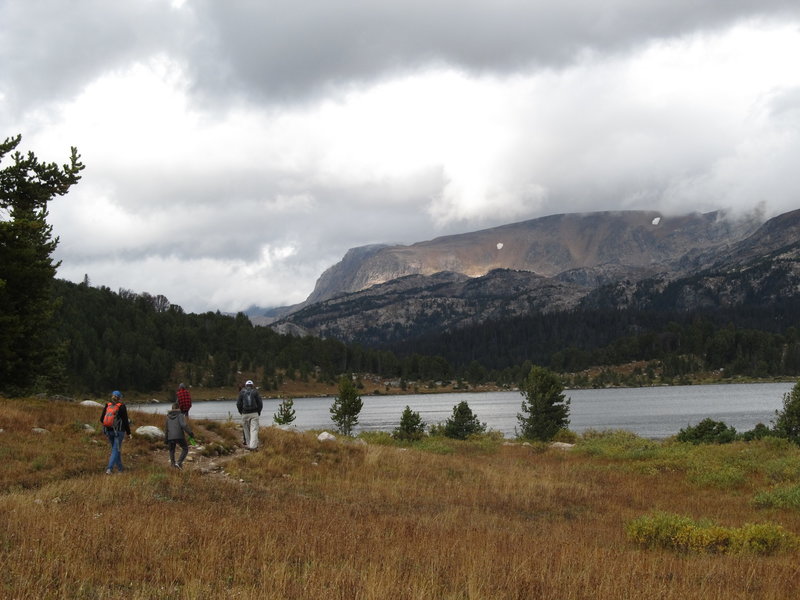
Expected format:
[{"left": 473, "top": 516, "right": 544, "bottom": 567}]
[
  {"left": 269, "top": 209, "right": 776, "bottom": 344},
  {"left": 303, "top": 210, "right": 760, "bottom": 305},
  {"left": 283, "top": 269, "right": 586, "bottom": 344}
]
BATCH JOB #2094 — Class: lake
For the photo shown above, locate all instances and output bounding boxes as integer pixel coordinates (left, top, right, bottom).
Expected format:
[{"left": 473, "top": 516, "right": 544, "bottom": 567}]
[{"left": 130, "top": 381, "right": 796, "bottom": 439}]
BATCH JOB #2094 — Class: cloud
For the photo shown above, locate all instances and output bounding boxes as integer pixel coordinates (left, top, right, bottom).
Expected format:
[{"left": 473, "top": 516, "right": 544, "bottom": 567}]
[
  {"left": 2, "top": 1, "right": 800, "bottom": 313},
  {"left": 189, "top": 0, "right": 800, "bottom": 102}
]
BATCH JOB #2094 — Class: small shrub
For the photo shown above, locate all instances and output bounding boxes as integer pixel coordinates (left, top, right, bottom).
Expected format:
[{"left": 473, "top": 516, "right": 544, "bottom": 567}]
[
  {"left": 753, "top": 484, "right": 800, "bottom": 510},
  {"left": 676, "top": 418, "right": 737, "bottom": 444},
  {"left": 552, "top": 429, "right": 578, "bottom": 444},
  {"left": 740, "top": 422, "right": 773, "bottom": 441},
  {"left": 415, "top": 437, "right": 455, "bottom": 455},
  {"left": 576, "top": 430, "right": 659, "bottom": 459},
  {"left": 687, "top": 464, "right": 746, "bottom": 489},
  {"left": 358, "top": 431, "right": 395, "bottom": 446},
  {"left": 626, "top": 511, "right": 798, "bottom": 555}
]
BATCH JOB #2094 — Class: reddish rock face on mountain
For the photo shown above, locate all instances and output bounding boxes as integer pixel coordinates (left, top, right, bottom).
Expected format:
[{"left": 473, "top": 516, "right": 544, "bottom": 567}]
[{"left": 307, "top": 210, "right": 760, "bottom": 304}]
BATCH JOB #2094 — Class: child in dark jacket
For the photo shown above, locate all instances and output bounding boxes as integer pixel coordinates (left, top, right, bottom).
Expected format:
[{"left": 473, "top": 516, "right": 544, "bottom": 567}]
[{"left": 165, "top": 402, "right": 194, "bottom": 469}]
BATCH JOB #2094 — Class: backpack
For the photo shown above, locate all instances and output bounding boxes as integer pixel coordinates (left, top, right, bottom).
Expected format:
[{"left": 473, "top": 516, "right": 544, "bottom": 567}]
[
  {"left": 242, "top": 390, "right": 256, "bottom": 412},
  {"left": 103, "top": 402, "right": 123, "bottom": 429}
]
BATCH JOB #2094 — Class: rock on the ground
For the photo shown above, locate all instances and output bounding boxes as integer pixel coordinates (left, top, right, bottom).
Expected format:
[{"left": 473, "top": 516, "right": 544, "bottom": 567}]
[
  {"left": 317, "top": 431, "right": 336, "bottom": 442},
  {"left": 135, "top": 425, "right": 165, "bottom": 440},
  {"left": 273, "top": 424, "right": 300, "bottom": 432},
  {"left": 550, "top": 442, "right": 575, "bottom": 450},
  {"left": 80, "top": 400, "right": 103, "bottom": 407}
]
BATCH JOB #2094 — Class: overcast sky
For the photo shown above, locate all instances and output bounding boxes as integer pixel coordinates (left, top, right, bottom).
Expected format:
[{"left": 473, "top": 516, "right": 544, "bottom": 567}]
[{"left": 2, "top": 1, "right": 799, "bottom": 313}]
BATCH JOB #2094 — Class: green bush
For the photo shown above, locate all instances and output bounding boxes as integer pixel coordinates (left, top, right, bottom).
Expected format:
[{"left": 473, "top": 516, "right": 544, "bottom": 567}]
[
  {"left": 676, "top": 418, "right": 737, "bottom": 444},
  {"left": 753, "top": 484, "right": 800, "bottom": 510},
  {"left": 552, "top": 429, "right": 578, "bottom": 443},
  {"left": 627, "top": 511, "right": 799, "bottom": 555},
  {"left": 687, "top": 464, "right": 746, "bottom": 489},
  {"left": 576, "top": 430, "right": 660, "bottom": 459},
  {"left": 740, "top": 422, "right": 773, "bottom": 441}
]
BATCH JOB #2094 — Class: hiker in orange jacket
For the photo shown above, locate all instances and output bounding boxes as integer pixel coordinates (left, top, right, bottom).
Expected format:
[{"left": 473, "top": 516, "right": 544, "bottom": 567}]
[{"left": 100, "top": 390, "right": 131, "bottom": 474}]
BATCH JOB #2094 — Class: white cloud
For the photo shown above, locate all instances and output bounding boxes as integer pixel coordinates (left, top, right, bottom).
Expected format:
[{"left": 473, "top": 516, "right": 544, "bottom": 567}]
[{"left": 2, "top": 3, "right": 800, "bottom": 312}]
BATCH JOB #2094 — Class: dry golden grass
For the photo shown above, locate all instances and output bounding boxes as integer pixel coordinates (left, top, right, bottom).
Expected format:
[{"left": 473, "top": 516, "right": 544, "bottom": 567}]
[{"left": 1, "top": 397, "right": 800, "bottom": 599}]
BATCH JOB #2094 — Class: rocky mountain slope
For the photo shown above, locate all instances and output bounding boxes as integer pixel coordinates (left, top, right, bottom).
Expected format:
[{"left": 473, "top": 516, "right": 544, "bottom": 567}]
[
  {"left": 267, "top": 208, "right": 800, "bottom": 345},
  {"left": 305, "top": 210, "right": 759, "bottom": 304},
  {"left": 583, "top": 208, "right": 800, "bottom": 312}
]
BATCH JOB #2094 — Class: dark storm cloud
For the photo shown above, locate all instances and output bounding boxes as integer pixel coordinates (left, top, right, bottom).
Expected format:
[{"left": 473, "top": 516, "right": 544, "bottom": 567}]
[{"left": 187, "top": 0, "right": 800, "bottom": 102}]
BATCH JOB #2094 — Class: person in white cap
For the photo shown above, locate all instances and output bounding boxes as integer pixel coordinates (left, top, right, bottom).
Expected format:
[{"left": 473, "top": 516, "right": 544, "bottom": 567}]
[{"left": 236, "top": 380, "right": 263, "bottom": 450}]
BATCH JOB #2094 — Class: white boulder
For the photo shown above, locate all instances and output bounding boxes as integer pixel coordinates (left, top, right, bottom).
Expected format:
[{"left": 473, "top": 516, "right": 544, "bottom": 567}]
[
  {"left": 80, "top": 400, "right": 104, "bottom": 407},
  {"left": 550, "top": 442, "right": 575, "bottom": 450},
  {"left": 273, "top": 424, "right": 299, "bottom": 433},
  {"left": 317, "top": 431, "right": 336, "bottom": 442},
  {"left": 135, "top": 425, "right": 165, "bottom": 440}
]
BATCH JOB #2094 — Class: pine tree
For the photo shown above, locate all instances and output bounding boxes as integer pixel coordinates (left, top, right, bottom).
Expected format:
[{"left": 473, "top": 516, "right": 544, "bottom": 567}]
[
  {"left": 330, "top": 375, "right": 363, "bottom": 436},
  {"left": 517, "top": 366, "right": 571, "bottom": 441},
  {"left": 443, "top": 400, "right": 486, "bottom": 440},
  {"left": 0, "top": 135, "right": 83, "bottom": 393},
  {"left": 393, "top": 405, "right": 426, "bottom": 441},
  {"left": 774, "top": 381, "right": 800, "bottom": 444},
  {"left": 273, "top": 397, "right": 296, "bottom": 425}
]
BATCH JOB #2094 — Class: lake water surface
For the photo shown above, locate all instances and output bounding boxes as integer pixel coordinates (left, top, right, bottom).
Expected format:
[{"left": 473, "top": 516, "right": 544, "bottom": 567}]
[{"left": 131, "top": 381, "right": 795, "bottom": 439}]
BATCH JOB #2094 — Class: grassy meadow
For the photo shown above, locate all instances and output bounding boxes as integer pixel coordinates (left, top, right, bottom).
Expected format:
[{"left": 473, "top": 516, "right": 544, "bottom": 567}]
[{"left": 2, "top": 396, "right": 800, "bottom": 599}]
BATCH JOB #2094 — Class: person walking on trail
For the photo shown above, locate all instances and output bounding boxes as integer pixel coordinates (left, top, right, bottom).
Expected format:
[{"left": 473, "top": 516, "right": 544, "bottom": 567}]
[
  {"left": 100, "top": 390, "right": 131, "bottom": 474},
  {"left": 236, "top": 380, "right": 263, "bottom": 450},
  {"left": 165, "top": 402, "right": 194, "bottom": 469},
  {"left": 176, "top": 383, "right": 192, "bottom": 416}
]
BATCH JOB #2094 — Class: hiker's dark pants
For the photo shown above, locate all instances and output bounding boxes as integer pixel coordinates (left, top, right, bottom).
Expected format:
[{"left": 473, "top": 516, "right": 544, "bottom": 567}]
[{"left": 168, "top": 439, "right": 188, "bottom": 465}]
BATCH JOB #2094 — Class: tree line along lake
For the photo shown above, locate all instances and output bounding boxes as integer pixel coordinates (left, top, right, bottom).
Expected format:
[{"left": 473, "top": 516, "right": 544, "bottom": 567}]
[{"left": 131, "top": 381, "right": 795, "bottom": 439}]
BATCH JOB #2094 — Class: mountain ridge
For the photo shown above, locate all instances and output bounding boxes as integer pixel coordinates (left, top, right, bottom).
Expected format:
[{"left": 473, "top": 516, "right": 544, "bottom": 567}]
[
  {"left": 303, "top": 209, "right": 759, "bottom": 306},
  {"left": 259, "top": 208, "right": 790, "bottom": 344}
]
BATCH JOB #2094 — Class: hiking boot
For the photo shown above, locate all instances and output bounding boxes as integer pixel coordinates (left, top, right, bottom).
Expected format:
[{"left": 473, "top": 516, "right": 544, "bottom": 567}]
[
  {"left": 176, "top": 462, "right": 183, "bottom": 470},
  {"left": 171, "top": 462, "right": 181, "bottom": 469},
  {"left": 105, "top": 469, "right": 112, "bottom": 475}
]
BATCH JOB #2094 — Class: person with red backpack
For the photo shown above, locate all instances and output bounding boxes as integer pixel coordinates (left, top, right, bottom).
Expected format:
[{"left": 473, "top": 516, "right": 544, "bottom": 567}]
[{"left": 100, "top": 390, "right": 132, "bottom": 474}]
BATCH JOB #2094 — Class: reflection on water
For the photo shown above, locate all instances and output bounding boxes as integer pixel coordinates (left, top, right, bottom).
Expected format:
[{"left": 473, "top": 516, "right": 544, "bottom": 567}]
[{"left": 131, "top": 381, "right": 794, "bottom": 439}]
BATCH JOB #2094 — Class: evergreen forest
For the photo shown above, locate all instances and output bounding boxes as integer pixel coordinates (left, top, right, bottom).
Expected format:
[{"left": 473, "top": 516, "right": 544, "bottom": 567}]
[
  {"left": 47, "top": 278, "right": 454, "bottom": 395},
  {"left": 40, "top": 277, "right": 800, "bottom": 396},
  {"left": 384, "top": 300, "right": 800, "bottom": 387}
]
